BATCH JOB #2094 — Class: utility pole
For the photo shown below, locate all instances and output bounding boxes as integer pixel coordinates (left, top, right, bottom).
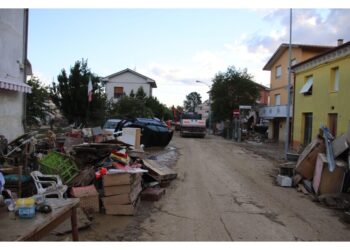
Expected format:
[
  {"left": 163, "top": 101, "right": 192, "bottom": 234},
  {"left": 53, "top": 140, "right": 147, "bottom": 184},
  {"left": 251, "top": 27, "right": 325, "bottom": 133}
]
[{"left": 285, "top": 8, "right": 293, "bottom": 159}]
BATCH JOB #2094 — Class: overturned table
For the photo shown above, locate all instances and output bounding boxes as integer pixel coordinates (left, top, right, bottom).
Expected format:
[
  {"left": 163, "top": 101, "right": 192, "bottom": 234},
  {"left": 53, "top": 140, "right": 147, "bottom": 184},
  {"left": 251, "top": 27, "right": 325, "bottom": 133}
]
[{"left": 0, "top": 198, "right": 80, "bottom": 241}]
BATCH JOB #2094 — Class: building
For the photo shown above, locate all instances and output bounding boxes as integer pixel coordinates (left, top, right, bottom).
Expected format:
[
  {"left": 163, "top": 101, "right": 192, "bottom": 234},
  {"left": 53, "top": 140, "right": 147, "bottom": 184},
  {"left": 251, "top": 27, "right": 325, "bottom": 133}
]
[
  {"left": 102, "top": 68, "right": 157, "bottom": 102},
  {"left": 195, "top": 100, "right": 210, "bottom": 120},
  {"left": 292, "top": 39, "right": 350, "bottom": 149},
  {"left": 259, "top": 43, "right": 333, "bottom": 142},
  {"left": 0, "top": 9, "right": 32, "bottom": 141},
  {"left": 255, "top": 83, "right": 270, "bottom": 106}
]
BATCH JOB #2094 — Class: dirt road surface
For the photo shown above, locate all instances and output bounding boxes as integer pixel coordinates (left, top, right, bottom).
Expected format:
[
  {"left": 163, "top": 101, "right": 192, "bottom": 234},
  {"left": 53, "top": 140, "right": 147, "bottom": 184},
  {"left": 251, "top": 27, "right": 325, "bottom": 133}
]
[
  {"left": 137, "top": 134, "right": 350, "bottom": 241},
  {"left": 48, "top": 133, "right": 350, "bottom": 241}
]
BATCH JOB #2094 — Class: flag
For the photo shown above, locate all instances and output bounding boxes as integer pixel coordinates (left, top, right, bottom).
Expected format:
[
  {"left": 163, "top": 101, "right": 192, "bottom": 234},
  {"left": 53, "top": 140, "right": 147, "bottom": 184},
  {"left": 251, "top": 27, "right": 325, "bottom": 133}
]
[{"left": 88, "top": 77, "right": 93, "bottom": 102}]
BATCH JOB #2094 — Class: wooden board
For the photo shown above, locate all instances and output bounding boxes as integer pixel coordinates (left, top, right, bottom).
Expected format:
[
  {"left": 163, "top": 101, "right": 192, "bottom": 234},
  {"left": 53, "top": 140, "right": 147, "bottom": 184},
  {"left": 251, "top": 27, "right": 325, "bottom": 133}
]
[
  {"left": 102, "top": 183, "right": 142, "bottom": 205},
  {"left": 103, "top": 173, "right": 141, "bottom": 187},
  {"left": 104, "top": 198, "right": 140, "bottom": 216},
  {"left": 143, "top": 159, "right": 177, "bottom": 182},
  {"left": 103, "top": 175, "right": 142, "bottom": 196},
  {"left": 119, "top": 128, "right": 141, "bottom": 149},
  {"left": 332, "top": 134, "right": 349, "bottom": 158},
  {"left": 295, "top": 138, "right": 325, "bottom": 180},
  {"left": 313, "top": 153, "right": 346, "bottom": 195}
]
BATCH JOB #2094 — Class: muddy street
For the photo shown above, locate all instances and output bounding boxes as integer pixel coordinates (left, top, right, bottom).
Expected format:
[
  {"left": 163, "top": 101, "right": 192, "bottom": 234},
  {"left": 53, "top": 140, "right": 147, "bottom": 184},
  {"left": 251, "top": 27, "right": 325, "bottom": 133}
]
[{"left": 137, "top": 133, "right": 350, "bottom": 241}]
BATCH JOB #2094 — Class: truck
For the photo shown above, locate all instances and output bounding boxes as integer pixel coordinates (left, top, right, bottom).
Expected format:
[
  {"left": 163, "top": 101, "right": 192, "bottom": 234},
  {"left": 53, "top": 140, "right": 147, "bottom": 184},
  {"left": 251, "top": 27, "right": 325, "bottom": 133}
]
[{"left": 179, "top": 112, "right": 206, "bottom": 138}]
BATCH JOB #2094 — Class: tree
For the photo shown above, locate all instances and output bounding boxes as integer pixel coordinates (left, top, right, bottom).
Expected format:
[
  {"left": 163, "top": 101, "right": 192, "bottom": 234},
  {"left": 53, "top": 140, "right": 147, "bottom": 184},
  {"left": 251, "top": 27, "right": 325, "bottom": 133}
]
[
  {"left": 50, "top": 59, "right": 107, "bottom": 126},
  {"left": 211, "top": 66, "right": 260, "bottom": 122},
  {"left": 135, "top": 86, "right": 147, "bottom": 100},
  {"left": 26, "top": 76, "right": 50, "bottom": 127},
  {"left": 184, "top": 92, "right": 202, "bottom": 112}
]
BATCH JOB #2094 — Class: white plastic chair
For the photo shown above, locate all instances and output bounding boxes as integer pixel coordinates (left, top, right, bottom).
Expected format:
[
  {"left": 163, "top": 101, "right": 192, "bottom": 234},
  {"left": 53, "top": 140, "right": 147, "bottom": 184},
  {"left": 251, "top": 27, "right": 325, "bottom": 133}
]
[{"left": 30, "top": 171, "right": 68, "bottom": 199}]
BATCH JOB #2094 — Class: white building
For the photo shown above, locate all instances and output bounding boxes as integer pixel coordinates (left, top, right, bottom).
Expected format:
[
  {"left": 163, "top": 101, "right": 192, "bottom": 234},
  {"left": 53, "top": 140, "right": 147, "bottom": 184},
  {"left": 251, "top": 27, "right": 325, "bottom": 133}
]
[
  {"left": 0, "top": 9, "right": 32, "bottom": 141},
  {"left": 195, "top": 100, "right": 210, "bottom": 120},
  {"left": 102, "top": 68, "right": 157, "bottom": 102}
]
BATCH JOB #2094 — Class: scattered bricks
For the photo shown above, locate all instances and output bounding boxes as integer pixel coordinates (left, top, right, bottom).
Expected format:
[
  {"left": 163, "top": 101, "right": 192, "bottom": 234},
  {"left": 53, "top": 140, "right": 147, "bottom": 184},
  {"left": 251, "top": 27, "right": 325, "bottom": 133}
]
[{"left": 141, "top": 187, "right": 166, "bottom": 201}]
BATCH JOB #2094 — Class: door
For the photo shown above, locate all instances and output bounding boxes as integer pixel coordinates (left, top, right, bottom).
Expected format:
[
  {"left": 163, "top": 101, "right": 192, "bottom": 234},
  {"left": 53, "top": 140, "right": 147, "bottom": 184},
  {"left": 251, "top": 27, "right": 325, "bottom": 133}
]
[
  {"left": 303, "top": 113, "right": 313, "bottom": 145},
  {"left": 328, "top": 113, "right": 338, "bottom": 137},
  {"left": 273, "top": 119, "right": 279, "bottom": 142}
]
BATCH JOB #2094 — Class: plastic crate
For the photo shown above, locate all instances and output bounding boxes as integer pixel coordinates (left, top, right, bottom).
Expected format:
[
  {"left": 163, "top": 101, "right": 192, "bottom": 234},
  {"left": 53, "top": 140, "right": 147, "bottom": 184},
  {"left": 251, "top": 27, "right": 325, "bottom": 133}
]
[{"left": 39, "top": 151, "right": 79, "bottom": 184}]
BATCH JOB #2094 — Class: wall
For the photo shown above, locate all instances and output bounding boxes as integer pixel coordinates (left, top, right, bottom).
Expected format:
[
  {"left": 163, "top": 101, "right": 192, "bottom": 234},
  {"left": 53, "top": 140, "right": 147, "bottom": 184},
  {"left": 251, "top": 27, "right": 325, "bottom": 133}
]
[
  {"left": 293, "top": 55, "right": 350, "bottom": 147},
  {"left": 105, "top": 71, "right": 152, "bottom": 102},
  {"left": 0, "top": 9, "right": 26, "bottom": 141}
]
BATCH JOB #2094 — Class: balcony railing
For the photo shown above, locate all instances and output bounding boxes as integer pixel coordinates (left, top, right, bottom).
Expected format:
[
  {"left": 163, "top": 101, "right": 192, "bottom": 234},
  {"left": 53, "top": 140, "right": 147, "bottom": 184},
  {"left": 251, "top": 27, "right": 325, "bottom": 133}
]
[{"left": 259, "top": 104, "right": 292, "bottom": 119}]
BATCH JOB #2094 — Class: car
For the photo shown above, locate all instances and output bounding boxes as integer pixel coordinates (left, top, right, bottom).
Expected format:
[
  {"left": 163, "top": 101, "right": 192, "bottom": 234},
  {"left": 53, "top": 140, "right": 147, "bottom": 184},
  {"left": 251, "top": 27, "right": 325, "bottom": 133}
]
[
  {"left": 102, "top": 119, "right": 121, "bottom": 134},
  {"left": 114, "top": 118, "right": 173, "bottom": 148}
]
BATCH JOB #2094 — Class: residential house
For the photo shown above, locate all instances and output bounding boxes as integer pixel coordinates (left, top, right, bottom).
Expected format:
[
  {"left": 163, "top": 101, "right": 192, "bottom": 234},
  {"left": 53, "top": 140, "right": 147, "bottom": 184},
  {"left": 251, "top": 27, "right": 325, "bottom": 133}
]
[
  {"left": 102, "top": 68, "right": 157, "bottom": 102},
  {"left": 259, "top": 43, "right": 333, "bottom": 143},
  {"left": 291, "top": 39, "right": 350, "bottom": 149},
  {"left": 255, "top": 83, "right": 270, "bottom": 106},
  {"left": 0, "top": 9, "right": 32, "bottom": 141}
]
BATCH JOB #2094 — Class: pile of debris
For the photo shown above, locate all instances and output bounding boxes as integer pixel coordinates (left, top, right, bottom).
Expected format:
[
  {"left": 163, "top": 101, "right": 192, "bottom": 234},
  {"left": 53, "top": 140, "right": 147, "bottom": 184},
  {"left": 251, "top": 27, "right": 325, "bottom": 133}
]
[
  {"left": 1, "top": 125, "right": 178, "bottom": 227},
  {"left": 276, "top": 125, "right": 350, "bottom": 221}
]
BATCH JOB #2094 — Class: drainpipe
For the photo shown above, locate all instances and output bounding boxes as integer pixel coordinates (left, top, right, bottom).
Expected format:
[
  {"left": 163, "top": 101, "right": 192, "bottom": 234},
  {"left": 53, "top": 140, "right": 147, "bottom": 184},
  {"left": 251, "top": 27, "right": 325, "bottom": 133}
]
[{"left": 22, "top": 9, "right": 29, "bottom": 132}]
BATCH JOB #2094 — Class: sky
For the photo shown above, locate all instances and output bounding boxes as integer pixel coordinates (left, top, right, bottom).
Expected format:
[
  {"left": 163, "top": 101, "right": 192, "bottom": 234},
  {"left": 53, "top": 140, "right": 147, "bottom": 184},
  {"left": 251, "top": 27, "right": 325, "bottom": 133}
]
[{"left": 17, "top": 1, "right": 350, "bottom": 107}]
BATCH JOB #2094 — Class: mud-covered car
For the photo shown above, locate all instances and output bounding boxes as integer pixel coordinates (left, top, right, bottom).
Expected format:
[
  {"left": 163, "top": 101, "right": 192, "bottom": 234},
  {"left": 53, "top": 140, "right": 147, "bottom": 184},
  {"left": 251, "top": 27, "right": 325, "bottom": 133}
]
[{"left": 115, "top": 118, "right": 173, "bottom": 148}]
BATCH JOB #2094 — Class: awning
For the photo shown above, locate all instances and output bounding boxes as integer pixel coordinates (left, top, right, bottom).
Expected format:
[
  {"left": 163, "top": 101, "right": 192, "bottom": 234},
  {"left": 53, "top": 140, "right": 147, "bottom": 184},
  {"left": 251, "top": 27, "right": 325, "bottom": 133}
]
[
  {"left": 300, "top": 76, "right": 313, "bottom": 94},
  {"left": 0, "top": 77, "right": 32, "bottom": 93}
]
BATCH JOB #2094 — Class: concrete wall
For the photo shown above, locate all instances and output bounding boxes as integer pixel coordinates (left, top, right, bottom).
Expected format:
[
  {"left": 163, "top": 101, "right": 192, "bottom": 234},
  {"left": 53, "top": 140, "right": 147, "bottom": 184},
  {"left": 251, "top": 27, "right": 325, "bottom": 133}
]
[
  {"left": 293, "top": 54, "right": 350, "bottom": 148},
  {"left": 105, "top": 71, "right": 152, "bottom": 102},
  {"left": 0, "top": 9, "right": 26, "bottom": 141}
]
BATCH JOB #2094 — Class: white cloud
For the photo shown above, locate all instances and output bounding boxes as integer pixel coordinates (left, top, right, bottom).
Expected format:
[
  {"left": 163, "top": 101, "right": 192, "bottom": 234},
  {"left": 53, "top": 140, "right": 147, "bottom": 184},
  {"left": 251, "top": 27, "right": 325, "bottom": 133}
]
[{"left": 32, "top": 71, "right": 52, "bottom": 87}]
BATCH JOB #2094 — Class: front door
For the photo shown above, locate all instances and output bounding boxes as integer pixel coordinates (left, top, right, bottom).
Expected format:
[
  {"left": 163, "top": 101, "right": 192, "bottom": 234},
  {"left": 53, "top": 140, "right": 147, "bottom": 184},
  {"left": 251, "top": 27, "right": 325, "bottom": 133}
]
[
  {"left": 273, "top": 119, "right": 279, "bottom": 142},
  {"left": 303, "top": 113, "right": 313, "bottom": 145}
]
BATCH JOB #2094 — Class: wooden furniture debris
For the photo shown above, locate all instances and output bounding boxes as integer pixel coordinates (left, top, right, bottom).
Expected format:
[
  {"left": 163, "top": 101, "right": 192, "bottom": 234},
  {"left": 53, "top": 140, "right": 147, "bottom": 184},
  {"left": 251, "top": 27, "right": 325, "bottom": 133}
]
[
  {"left": 332, "top": 134, "right": 349, "bottom": 158},
  {"left": 71, "top": 185, "right": 99, "bottom": 213},
  {"left": 295, "top": 138, "right": 325, "bottom": 180},
  {"left": 141, "top": 187, "right": 166, "bottom": 201},
  {"left": 142, "top": 159, "right": 177, "bottom": 184},
  {"left": 102, "top": 173, "right": 142, "bottom": 215},
  {"left": 313, "top": 153, "right": 347, "bottom": 195},
  {"left": 0, "top": 198, "right": 80, "bottom": 241},
  {"left": 119, "top": 128, "right": 141, "bottom": 149}
]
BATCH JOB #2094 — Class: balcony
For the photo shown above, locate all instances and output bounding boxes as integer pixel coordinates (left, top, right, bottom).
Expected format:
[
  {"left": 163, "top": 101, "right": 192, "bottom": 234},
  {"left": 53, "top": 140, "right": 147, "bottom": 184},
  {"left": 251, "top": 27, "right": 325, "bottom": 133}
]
[{"left": 259, "top": 105, "right": 292, "bottom": 119}]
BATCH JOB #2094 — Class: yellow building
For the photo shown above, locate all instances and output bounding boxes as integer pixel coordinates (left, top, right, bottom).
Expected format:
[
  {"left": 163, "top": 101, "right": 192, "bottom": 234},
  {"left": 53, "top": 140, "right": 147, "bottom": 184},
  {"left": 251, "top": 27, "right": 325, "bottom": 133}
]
[
  {"left": 259, "top": 43, "right": 333, "bottom": 143},
  {"left": 292, "top": 40, "right": 350, "bottom": 148}
]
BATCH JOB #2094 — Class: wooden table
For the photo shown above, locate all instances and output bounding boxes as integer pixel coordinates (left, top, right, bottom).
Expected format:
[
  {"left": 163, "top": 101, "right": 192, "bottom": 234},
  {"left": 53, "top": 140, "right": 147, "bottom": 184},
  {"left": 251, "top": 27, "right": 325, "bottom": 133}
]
[{"left": 0, "top": 198, "right": 80, "bottom": 241}]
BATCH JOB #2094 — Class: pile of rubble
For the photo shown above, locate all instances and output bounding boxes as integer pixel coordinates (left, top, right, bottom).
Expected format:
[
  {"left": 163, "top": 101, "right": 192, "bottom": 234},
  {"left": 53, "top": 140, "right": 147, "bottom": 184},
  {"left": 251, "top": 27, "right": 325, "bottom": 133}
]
[
  {"left": 276, "top": 125, "right": 350, "bottom": 222},
  {"left": 0, "top": 126, "right": 177, "bottom": 220}
]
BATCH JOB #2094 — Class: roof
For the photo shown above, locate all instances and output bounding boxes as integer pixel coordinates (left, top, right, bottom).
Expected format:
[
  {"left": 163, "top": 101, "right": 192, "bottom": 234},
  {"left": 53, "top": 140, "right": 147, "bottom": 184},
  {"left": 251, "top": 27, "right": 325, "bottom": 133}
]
[
  {"left": 292, "top": 41, "right": 350, "bottom": 72},
  {"left": 103, "top": 68, "right": 157, "bottom": 88},
  {"left": 263, "top": 43, "right": 334, "bottom": 70},
  {"left": 255, "top": 82, "right": 270, "bottom": 91}
]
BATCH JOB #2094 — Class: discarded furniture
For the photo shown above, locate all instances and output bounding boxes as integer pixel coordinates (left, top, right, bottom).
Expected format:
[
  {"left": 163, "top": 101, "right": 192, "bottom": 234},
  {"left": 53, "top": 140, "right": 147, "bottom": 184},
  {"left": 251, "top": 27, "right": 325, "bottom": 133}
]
[
  {"left": 295, "top": 138, "right": 326, "bottom": 180},
  {"left": 0, "top": 198, "right": 80, "bottom": 241},
  {"left": 31, "top": 171, "right": 68, "bottom": 199},
  {"left": 143, "top": 159, "right": 177, "bottom": 184},
  {"left": 71, "top": 185, "right": 99, "bottom": 213},
  {"left": 313, "top": 153, "right": 347, "bottom": 195},
  {"left": 102, "top": 173, "right": 142, "bottom": 215},
  {"left": 39, "top": 151, "right": 79, "bottom": 184}
]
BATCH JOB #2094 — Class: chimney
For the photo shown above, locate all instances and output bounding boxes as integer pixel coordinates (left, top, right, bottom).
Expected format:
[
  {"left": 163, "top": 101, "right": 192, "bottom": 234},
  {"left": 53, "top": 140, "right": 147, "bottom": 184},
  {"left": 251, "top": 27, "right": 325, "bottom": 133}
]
[{"left": 337, "top": 39, "right": 344, "bottom": 46}]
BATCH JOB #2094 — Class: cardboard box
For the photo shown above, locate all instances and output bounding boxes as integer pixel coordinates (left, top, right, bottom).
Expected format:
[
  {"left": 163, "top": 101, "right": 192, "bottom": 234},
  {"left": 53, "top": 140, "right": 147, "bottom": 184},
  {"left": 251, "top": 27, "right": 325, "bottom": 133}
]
[
  {"left": 313, "top": 153, "right": 347, "bottom": 195},
  {"left": 71, "top": 185, "right": 99, "bottom": 213}
]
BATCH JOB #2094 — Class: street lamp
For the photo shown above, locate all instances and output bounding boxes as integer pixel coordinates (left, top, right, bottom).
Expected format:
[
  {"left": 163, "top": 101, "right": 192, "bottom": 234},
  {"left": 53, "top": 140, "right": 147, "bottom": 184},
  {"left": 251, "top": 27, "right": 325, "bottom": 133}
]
[{"left": 196, "top": 80, "right": 212, "bottom": 135}]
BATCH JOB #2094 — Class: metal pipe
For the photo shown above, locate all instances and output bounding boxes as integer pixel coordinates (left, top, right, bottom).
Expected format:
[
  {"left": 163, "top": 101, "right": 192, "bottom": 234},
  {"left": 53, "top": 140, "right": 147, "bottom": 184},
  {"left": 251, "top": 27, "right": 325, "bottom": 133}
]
[{"left": 285, "top": 9, "right": 292, "bottom": 159}]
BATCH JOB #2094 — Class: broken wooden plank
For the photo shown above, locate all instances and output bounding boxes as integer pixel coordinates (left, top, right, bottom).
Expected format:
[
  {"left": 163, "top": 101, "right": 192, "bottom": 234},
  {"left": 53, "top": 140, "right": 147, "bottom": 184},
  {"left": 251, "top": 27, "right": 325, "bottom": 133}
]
[
  {"left": 332, "top": 134, "right": 349, "bottom": 158},
  {"left": 142, "top": 159, "right": 177, "bottom": 182}
]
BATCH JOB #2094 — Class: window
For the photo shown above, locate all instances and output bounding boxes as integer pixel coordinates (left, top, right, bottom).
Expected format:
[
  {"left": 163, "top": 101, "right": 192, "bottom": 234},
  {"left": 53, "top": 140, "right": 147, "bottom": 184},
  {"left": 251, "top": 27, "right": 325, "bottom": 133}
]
[
  {"left": 331, "top": 67, "right": 339, "bottom": 92},
  {"left": 275, "top": 65, "right": 282, "bottom": 78},
  {"left": 114, "top": 87, "right": 124, "bottom": 98},
  {"left": 275, "top": 94, "right": 281, "bottom": 106},
  {"left": 291, "top": 58, "right": 297, "bottom": 66},
  {"left": 300, "top": 75, "right": 313, "bottom": 95}
]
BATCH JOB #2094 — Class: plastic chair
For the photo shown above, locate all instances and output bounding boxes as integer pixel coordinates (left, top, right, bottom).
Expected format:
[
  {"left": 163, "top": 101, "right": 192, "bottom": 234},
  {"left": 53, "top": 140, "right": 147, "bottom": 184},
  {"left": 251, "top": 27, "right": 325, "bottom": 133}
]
[{"left": 30, "top": 171, "right": 67, "bottom": 199}]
